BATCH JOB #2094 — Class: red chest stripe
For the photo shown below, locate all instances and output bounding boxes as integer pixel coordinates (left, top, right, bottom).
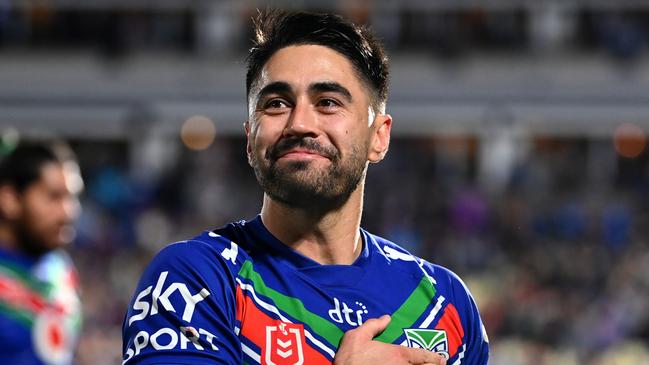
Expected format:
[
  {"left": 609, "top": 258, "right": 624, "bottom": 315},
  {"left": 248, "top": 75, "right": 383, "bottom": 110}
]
[
  {"left": 237, "top": 286, "right": 331, "bottom": 365},
  {"left": 434, "top": 303, "right": 464, "bottom": 358}
]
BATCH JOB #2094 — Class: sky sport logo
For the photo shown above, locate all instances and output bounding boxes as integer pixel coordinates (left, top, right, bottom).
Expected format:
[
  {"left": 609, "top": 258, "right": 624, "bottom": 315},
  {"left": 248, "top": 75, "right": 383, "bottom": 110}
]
[{"left": 404, "top": 329, "right": 450, "bottom": 360}]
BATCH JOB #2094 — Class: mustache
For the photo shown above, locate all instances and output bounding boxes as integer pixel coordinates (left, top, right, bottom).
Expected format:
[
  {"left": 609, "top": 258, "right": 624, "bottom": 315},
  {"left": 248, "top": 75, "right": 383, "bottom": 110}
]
[{"left": 266, "top": 138, "right": 338, "bottom": 161}]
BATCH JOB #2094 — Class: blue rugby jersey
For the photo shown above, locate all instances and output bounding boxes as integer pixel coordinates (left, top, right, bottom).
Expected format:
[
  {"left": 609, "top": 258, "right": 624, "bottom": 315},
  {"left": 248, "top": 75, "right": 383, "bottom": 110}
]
[
  {"left": 123, "top": 216, "right": 489, "bottom": 365},
  {"left": 0, "top": 248, "right": 81, "bottom": 365}
]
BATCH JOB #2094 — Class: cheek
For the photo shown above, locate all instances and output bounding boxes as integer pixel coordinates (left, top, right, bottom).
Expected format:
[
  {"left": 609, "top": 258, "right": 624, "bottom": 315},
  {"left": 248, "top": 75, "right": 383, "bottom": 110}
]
[
  {"left": 248, "top": 130, "right": 264, "bottom": 156},
  {"left": 24, "top": 202, "right": 53, "bottom": 228},
  {"left": 22, "top": 193, "right": 55, "bottom": 224},
  {"left": 19, "top": 208, "right": 52, "bottom": 243},
  {"left": 335, "top": 125, "right": 369, "bottom": 154},
  {"left": 252, "top": 122, "right": 282, "bottom": 151}
]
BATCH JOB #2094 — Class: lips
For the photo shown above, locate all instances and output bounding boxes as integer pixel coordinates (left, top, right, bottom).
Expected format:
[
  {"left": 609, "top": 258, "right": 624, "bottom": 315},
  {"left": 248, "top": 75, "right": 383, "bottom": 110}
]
[
  {"left": 278, "top": 149, "right": 328, "bottom": 159},
  {"left": 268, "top": 138, "right": 336, "bottom": 161}
]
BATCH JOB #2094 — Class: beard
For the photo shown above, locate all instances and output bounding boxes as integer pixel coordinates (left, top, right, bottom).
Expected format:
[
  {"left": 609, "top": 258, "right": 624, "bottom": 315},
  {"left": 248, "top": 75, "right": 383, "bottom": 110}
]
[
  {"left": 250, "top": 137, "right": 368, "bottom": 211},
  {"left": 13, "top": 213, "right": 71, "bottom": 257},
  {"left": 14, "top": 219, "right": 55, "bottom": 257}
]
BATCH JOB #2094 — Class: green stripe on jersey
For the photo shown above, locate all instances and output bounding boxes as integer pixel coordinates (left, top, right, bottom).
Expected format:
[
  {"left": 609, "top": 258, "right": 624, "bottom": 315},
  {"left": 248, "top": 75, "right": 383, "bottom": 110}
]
[
  {"left": 0, "top": 259, "right": 51, "bottom": 296},
  {"left": 238, "top": 261, "right": 438, "bottom": 349},
  {"left": 374, "top": 276, "right": 437, "bottom": 343},
  {"left": 0, "top": 301, "right": 33, "bottom": 327},
  {"left": 238, "top": 261, "right": 345, "bottom": 347}
]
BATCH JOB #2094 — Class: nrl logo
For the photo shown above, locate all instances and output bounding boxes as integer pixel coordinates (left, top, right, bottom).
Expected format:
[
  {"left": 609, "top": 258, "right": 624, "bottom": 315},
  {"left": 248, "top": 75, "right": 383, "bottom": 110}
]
[
  {"left": 404, "top": 329, "right": 449, "bottom": 359},
  {"left": 264, "top": 322, "right": 305, "bottom": 365}
]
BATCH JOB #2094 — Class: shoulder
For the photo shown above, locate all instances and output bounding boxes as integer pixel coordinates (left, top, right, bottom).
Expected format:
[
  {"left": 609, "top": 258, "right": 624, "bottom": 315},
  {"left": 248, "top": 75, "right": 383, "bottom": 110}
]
[
  {"left": 128, "top": 222, "right": 256, "bottom": 309},
  {"left": 365, "top": 231, "right": 435, "bottom": 281},
  {"left": 357, "top": 231, "right": 490, "bottom": 363},
  {"left": 35, "top": 250, "right": 80, "bottom": 293},
  {"left": 148, "top": 222, "right": 252, "bottom": 277},
  {"left": 420, "top": 261, "right": 475, "bottom": 303},
  {"left": 123, "top": 228, "right": 249, "bottom": 364},
  {"left": 42, "top": 249, "right": 75, "bottom": 267},
  {"left": 366, "top": 231, "right": 474, "bottom": 299}
]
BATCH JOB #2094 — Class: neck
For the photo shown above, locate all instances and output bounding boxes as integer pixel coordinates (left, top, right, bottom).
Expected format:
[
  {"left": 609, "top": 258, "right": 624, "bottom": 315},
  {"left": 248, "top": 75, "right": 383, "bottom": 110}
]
[
  {"left": 260, "top": 182, "right": 365, "bottom": 265},
  {"left": 0, "top": 225, "right": 19, "bottom": 252}
]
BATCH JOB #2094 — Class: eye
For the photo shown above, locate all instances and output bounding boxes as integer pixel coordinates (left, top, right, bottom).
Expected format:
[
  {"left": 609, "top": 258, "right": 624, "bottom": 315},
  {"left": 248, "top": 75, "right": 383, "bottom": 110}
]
[
  {"left": 316, "top": 98, "right": 341, "bottom": 110},
  {"left": 266, "top": 99, "right": 288, "bottom": 109}
]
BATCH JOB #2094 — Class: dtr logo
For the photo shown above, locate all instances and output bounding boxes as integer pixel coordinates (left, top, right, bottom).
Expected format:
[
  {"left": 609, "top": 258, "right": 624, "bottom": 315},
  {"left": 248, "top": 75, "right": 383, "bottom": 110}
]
[
  {"left": 263, "top": 322, "right": 305, "bottom": 365},
  {"left": 328, "top": 298, "right": 368, "bottom": 327}
]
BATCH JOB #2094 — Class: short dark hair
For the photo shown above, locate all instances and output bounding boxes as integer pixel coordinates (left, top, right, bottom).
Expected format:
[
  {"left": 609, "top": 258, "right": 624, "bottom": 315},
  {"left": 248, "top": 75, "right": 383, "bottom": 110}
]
[
  {"left": 246, "top": 10, "right": 389, "bottom": 110},
  {"left": 0, "top": 142, "right": 77, "bottom": 192}
]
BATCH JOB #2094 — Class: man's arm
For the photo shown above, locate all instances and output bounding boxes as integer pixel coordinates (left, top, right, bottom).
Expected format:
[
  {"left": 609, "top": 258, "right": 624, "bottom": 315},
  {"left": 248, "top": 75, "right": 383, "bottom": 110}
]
[{"left": 122, "top": 239, "right": 241, "bottom": 365}]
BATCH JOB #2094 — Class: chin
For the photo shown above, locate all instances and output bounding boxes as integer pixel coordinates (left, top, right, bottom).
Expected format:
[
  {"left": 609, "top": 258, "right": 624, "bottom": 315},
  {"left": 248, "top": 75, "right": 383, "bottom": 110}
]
[
  {"left": 42, "top": 239, "right": 66, "bottom": 251},
  {"left": 60, "top": 226, "right": 76, "bottom": 243},
  {"left": 46, "top": 230, "right": 74, "bottom": 250}
]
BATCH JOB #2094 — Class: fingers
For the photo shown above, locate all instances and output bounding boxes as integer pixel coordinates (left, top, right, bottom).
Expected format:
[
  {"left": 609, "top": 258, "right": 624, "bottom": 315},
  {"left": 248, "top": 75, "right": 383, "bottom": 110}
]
[
  {"left": 402, "top": 347, "right": 447, "bottom": 365},
  {"left": 347, "top": 314, "right": 391, "bottom": 341}
]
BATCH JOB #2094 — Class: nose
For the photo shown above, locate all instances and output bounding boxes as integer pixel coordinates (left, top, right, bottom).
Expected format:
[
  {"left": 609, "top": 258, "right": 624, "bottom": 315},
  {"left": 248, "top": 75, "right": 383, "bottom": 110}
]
[{"left": 282, "top": 99, "right": 319, "bottom": 139}]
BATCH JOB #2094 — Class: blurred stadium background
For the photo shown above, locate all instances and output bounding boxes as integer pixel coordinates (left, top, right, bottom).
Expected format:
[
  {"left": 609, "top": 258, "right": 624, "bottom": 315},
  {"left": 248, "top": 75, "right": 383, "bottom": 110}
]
[{"left": 1, "top": 0, "right": 649, "bottom": 364}]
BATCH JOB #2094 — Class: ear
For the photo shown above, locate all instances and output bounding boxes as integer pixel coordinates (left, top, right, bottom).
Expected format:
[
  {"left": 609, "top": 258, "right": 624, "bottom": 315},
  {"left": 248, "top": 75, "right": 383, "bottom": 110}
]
[
  {"left": 244, "top": 120, "right": 253, "bottom": 166},
  {"left": 0, "top": 185, "right": 22, "bottom": 220},
  {"left": 368, "top": 114, "right": 392, "bottom": 163}
]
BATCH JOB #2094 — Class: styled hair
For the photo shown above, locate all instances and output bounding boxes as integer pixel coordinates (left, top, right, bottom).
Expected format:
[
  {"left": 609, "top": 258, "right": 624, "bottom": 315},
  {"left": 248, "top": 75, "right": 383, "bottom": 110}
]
[
  {"left": 246, "top": 10, "right": 389, "bottom": 110},
  {"left": 0, "top": 142, "right": 77, "bottom": 192}
]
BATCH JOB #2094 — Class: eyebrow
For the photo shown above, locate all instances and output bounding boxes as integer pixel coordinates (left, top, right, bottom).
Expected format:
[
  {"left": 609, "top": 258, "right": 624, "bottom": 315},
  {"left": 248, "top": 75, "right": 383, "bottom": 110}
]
[
  {"left": 256, "top": 81, "right": 292, "bottom": 102},
  {"left": 309, "top": 81, "right": 353, "bottom": 103},
  {"left": 255, "top": 81, "right": 353, "bottom": 103}
]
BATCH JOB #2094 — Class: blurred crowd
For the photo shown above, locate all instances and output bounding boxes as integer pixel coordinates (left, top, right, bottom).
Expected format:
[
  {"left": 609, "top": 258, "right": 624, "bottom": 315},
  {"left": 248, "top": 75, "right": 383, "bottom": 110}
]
[
  {"left": 365, "top": 137, "right": 649, "bottom": 365},
  {"left": 63, "top": 136, "right": 649, "bottom": 365},
  {"left": 1, "top": 2, "right": 649, "bottom": 61}
]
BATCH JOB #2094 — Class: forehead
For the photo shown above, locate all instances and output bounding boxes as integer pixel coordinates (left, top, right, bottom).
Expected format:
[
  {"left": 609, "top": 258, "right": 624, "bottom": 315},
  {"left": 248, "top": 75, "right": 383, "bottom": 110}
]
[
  {"left": 39, "top": 162, "right": 83, "bottom": 195},
  {"left": 255, "top": 44, "right": 367, "bottom": 97},
  {"left": 37, "top": 163, "right": 66, "bottom": 186}
]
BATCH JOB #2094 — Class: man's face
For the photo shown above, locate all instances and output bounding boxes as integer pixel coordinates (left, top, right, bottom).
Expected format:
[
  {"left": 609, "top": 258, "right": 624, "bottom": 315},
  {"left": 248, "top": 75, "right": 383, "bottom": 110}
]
[
  {"left": 13, "top": 162, "right": 81, "bottom": 254},
  {"left": 246, "top": 44, "right": 391, "bottom": 209}
]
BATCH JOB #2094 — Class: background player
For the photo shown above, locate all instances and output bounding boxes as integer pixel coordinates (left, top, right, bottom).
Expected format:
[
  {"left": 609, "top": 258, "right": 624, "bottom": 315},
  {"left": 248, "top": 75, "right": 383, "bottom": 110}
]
[
  {"left": 123, "top": 10, "right": 488, "bottom": 365},
  {"left": 0, "top": 142, "right": 84, "bottom": 365}
]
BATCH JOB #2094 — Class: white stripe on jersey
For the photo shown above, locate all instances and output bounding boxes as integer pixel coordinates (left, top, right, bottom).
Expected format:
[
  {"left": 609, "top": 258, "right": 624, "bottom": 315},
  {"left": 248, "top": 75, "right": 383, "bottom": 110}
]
[
  {"left": 420, "top": 295, "right": 446, "bottom": 328},
  {"left": 241, "top": 342, "right": 261, "bottom": 364},
  {"left": 451, "top": 344, "right": 466, "bottom": 365},
  {"left": 235, "top": 278, "right": 336, "bottom": 359}
]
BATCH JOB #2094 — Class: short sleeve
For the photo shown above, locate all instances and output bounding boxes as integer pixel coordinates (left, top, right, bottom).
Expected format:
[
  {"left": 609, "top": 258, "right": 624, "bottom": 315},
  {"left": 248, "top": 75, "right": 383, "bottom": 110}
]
[
  {"left": 122, "top": 240, "right": 241, "bottom": 365},
  {"left": 450, "top": 273, "right": 490, "bottom": 365}
]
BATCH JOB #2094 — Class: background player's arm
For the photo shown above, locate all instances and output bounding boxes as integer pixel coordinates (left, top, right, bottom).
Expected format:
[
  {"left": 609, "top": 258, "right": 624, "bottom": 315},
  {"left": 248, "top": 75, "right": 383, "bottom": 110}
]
[{"left": 122, "top": 240, "right": 241, "bottom": 365}]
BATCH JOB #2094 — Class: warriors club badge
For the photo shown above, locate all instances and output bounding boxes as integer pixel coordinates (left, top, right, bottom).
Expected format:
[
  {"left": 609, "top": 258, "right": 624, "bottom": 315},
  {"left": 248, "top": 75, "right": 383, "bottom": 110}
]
[
  {"left": 263, "top": 322, "right": 305, "bottom": 365},
  {"left": 404, "top": 329, "right": 450, "bottom": 359}
]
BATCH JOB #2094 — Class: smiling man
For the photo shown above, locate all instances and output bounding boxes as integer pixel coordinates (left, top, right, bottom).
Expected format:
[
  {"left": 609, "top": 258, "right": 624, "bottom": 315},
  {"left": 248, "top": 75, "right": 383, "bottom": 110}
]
[{"left": 123, "top": 10, "right": 489, "bottom": 365}]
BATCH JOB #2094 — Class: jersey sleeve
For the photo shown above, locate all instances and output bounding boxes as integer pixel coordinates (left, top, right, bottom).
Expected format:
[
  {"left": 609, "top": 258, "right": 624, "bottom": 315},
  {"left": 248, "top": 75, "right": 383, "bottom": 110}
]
[
  {"left": 447, "top": 270, "right": 490, "bottom": 365},
  {"left": 122, "top": 239, "right": 241, "bottom": 365}
]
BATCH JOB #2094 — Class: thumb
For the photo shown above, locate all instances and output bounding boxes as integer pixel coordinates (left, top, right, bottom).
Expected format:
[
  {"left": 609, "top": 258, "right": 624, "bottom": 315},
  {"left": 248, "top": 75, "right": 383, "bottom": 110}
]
[{"left": 355, "top": 315, "right": 391, "bottom": 340}]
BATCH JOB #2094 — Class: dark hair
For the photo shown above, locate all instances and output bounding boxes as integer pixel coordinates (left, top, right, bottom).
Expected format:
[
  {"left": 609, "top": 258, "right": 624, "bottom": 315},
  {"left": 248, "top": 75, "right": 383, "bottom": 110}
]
[
  {"left": 0, "top": 142, "right": 76, "bottom": 192},
  {"left": 246, "top": 10, "right": 389, "bottom": 109}
]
